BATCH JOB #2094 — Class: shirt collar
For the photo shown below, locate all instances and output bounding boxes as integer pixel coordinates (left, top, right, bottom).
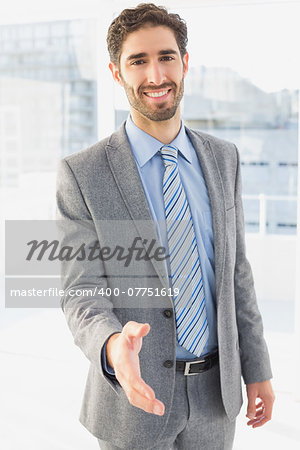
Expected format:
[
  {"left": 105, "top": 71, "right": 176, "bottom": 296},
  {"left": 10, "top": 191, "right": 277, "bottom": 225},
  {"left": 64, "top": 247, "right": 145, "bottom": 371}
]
[{"left": 125, "top": 114, "right": 192, "bottom": 168}]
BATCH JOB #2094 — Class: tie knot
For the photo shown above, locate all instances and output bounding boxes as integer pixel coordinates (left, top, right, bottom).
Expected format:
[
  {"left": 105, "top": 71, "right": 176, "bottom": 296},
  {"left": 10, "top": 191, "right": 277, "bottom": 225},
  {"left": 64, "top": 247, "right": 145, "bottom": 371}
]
[{"left": 160, "top": 145, "right": 178, "bottom": 168}]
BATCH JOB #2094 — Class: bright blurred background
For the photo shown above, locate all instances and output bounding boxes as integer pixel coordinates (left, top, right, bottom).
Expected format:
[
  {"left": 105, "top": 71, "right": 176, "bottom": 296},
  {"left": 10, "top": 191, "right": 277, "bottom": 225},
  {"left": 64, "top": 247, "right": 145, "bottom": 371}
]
[{"left": 0, "top": 1, "right": 299, "bottom": 449}]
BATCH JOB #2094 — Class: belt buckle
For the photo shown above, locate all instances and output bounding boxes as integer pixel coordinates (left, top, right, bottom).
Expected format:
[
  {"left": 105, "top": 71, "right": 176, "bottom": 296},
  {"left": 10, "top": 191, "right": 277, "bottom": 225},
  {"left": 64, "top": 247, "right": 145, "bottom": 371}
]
[{"left": 184, "top": 359, "right": 205, "bottom": 376}]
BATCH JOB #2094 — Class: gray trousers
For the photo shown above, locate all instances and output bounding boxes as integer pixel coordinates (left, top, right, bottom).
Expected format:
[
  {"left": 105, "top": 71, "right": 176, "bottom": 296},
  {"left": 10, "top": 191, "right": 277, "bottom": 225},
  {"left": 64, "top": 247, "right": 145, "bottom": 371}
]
[{"left": 98, "top": 362, "right": 236, "bottom": 450}]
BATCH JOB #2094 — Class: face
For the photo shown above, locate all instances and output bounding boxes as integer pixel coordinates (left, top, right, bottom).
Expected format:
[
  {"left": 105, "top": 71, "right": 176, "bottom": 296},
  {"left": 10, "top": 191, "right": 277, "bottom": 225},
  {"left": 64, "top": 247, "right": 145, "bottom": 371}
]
[{"left": 109, "top": 25, "right": 188, "bottom": 122}]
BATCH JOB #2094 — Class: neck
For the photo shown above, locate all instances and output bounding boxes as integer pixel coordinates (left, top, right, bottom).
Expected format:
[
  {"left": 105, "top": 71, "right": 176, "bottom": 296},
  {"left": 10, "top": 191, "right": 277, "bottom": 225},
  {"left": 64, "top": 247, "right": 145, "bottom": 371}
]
[{"left": 130, "top": 106, "right": 182, "bottom": 144}]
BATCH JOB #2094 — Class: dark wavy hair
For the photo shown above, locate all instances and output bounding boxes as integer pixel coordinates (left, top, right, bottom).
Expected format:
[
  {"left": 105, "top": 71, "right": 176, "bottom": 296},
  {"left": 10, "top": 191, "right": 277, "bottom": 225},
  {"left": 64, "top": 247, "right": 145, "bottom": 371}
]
[{"left": 107, "top": 3, "right": 188, "bottom": 66}]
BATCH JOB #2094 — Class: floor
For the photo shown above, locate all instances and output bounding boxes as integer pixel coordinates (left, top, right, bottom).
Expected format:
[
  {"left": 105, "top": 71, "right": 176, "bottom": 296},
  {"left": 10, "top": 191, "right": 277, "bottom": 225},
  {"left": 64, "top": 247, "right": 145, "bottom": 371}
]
[{"left": 0, "top": 304, "right": 299, "bottom": 450}]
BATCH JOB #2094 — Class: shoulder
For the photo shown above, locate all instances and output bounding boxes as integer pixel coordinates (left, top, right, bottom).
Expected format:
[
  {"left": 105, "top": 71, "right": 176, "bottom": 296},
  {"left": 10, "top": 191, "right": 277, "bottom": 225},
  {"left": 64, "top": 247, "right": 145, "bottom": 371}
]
[
  {"left": 186, "top": 126, "right": 238, "bottom": 160},
  {"left": 62, "top": 136, "right": 110, "bottom": 174},
  {"left": 61, "top": 122, "right": 127, "bottom": 173},
  {"left": 185, "top": 126, "right": 240, "bottom": 187}
]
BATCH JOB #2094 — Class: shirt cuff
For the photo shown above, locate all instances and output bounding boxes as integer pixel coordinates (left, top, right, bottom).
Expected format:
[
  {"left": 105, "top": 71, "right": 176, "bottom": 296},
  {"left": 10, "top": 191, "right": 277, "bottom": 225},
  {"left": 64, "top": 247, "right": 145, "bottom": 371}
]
[{"left": 101, "top": 334, "right": 117, "bottom": 376}]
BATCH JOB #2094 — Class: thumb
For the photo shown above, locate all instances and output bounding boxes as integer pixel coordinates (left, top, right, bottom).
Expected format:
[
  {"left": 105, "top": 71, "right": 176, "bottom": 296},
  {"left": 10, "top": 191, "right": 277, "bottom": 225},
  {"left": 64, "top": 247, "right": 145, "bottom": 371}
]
[
  {"left": 123, "top": 321, "right": 150, "bottom": 342},
  {"left": 247, "top": 392, "right": 257, "bottom": 419},
  {"left": 135, "top": 322, "right": 151, "bottom": 338},
  {"left": 124, "top": 322, "right": 150, "bottom": 352}
]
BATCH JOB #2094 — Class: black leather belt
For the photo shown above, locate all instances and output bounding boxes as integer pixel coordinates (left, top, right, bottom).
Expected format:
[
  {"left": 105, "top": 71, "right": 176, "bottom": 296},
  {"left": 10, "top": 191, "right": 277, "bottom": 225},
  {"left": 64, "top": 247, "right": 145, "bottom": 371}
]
[{"left": 176, "top": 350, "right": 219, "bottom": 376}]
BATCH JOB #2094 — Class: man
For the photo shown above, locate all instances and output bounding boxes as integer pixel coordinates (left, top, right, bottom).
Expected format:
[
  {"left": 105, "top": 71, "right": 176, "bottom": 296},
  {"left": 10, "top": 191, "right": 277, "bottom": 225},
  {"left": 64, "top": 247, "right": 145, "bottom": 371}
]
[{"left": 56, "top": 3, "right": 275, "bottom": 449}]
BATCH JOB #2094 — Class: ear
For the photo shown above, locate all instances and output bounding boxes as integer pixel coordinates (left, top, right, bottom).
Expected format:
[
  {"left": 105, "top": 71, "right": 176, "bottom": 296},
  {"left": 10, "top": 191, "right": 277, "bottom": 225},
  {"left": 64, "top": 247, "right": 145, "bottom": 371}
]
[
  {"left": 182, "top": 52, "right": 189, "bottom": 79},
  {"left": 109, "top": 61, "right": 124, "bottom": 86}
]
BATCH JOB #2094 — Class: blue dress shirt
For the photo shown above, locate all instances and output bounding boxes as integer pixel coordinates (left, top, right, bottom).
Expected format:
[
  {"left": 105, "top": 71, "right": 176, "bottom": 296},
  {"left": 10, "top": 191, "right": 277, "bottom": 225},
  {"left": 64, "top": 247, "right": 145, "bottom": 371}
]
[{"left": 102, "top": 115, "right": 218, "bottom": 375}]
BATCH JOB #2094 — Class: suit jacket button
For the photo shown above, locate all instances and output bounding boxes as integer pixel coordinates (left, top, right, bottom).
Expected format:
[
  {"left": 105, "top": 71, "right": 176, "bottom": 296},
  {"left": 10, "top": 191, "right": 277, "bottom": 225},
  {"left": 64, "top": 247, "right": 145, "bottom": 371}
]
[
  {"left": 163, "top": 309, "right": 173, "bottom": 318},
  {"left": 163, "top": 360, "right": 173, "bottom": 368}
]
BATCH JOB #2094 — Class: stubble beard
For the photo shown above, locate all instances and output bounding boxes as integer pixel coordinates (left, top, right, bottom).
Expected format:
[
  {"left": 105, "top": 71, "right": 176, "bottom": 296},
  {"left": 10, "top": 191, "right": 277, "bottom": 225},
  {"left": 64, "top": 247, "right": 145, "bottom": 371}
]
[{"left": 121, "top": 76, "right": 184, "bottom": 122}]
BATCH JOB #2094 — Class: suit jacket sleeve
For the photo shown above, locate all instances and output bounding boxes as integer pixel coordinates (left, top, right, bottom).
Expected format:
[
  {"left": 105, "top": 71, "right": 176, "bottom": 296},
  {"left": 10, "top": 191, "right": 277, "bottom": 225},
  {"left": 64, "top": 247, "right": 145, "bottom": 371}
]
[
  {"left": 56, "top": 158, "right": 123, "bottom": 393},
  {"left": 233, "top": 145, "right": 273, "bottom": 384}
]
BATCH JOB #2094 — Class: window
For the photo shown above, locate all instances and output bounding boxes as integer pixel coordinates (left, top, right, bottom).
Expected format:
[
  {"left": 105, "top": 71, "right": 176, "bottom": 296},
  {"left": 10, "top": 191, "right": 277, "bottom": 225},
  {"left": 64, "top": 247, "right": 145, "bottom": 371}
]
[{"left": 0, "top": 19, "right": 98, "bottom": 218}]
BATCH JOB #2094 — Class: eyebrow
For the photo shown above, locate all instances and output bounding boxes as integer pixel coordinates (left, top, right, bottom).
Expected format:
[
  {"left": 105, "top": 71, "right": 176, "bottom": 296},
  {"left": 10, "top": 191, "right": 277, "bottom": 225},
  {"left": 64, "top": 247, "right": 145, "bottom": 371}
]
[{"left": 126, "top": 49, "right": 178, "bottom": 61}]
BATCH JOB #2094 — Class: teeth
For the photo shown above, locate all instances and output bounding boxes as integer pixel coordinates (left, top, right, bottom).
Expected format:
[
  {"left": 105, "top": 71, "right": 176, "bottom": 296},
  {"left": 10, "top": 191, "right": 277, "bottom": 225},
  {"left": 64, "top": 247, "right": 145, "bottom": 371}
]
[{"left": 145, "top": 90, "right": 169, "bottom": 98}]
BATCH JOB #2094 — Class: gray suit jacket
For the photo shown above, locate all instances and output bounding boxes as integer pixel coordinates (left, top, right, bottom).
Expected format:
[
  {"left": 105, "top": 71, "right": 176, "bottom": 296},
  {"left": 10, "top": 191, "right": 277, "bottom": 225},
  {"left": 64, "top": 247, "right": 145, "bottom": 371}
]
[{"left": 56, "top": 123, "right": 272, "bottom": 448}]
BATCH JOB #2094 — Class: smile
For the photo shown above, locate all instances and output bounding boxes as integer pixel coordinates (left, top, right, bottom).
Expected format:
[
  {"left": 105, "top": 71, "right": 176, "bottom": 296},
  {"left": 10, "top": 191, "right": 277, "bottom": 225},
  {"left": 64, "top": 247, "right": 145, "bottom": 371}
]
[{"left": 144, "top": 89, "right": 171, "bottom": 99}]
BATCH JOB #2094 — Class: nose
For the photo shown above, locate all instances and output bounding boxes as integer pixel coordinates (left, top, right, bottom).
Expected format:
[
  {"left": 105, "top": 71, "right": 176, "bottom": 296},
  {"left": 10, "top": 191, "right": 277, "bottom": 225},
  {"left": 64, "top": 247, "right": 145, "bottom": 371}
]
[{"left": 146, "top": 60, "right": 167, "bottom": 86}]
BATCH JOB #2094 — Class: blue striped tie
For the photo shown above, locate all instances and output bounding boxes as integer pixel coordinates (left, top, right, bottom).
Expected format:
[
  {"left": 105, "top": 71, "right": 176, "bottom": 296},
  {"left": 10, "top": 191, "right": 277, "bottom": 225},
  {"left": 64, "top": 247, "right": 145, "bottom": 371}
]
[{"left": 160, "top": 145, "right": 209, "bottom": 357}]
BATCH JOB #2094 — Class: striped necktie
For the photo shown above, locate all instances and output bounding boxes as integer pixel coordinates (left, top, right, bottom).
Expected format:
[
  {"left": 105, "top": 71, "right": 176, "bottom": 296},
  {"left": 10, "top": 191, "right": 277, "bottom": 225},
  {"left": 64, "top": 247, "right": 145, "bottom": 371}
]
[{"left": 160, "top": 144, "right": 209, "bottom": 357}]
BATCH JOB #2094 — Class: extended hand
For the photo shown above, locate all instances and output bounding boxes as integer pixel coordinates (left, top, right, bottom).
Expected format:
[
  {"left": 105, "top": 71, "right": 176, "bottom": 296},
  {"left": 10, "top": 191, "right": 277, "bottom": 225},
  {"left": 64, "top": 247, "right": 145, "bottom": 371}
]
[
  {"left": 106, "top": 321, "right": 165, "bottom": 416},
  {"left": 246, "top": 380, "right": 275, "bottom": 428}
]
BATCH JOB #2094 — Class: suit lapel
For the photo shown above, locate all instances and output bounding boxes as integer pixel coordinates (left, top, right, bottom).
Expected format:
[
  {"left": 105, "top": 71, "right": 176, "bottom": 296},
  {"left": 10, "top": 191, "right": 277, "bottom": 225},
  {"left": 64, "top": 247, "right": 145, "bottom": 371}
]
[
  {"left": 185, "top": 127, "right": 226, "bottom": 306},
  {"left": 105, "top": 123, "right": 170, "bottom": 290}
]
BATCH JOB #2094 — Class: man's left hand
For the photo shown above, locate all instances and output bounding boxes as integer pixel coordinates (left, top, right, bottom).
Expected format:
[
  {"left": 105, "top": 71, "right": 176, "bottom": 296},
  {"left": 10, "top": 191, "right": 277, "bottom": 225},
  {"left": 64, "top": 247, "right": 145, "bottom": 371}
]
[{"left": 246, "top": 380, "right": 275, "bottom": 428}]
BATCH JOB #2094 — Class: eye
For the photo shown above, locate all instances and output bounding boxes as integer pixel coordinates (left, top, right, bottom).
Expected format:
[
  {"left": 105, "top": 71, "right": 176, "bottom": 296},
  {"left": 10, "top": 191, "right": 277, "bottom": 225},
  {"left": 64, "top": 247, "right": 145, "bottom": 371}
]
[
  {"left": 132, "top": 60, "right": 145, "bottom": 65},
  {"left": 161, "top": 56, "right": 174, "bottom": 61}
]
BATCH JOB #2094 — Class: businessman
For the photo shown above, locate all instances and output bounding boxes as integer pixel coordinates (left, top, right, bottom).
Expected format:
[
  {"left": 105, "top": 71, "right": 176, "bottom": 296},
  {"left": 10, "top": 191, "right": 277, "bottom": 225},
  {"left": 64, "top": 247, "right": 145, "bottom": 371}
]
[{"left": 56, "top": 3, "right": 275, "bottom": 449}]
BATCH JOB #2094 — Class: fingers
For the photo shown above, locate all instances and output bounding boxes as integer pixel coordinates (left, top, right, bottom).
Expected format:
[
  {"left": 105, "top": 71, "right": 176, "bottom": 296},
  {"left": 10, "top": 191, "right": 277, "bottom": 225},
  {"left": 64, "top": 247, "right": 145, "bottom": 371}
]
[
  {"left": 117, "top": 369, "right": 165, "bottom": 416},
  {"left": 115, "top": 321, "right": 165, "bottom": 415},
  {"left": 122, "top": 321, "right": 150, "bottom": 350},
  {"left": 123, "top": 321, "right": 150, "bottom": 338},
  {"left": 246, "top": 395, "right": 275, "bottom": 428},
  {"left": 119, "top": 368, "right": 155, "bottom": 400},
  {"left": 124, "top": 383, "right": 165, "bottom": 416},
  {"left": 246, "top": 380, "right": 275, "bottom": 428},
  {"left": 247, "top": 411, "right": 269, "bottom": 428},
  {"left": 246, "top": 405, "right": 265, "bottom": 427}
]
